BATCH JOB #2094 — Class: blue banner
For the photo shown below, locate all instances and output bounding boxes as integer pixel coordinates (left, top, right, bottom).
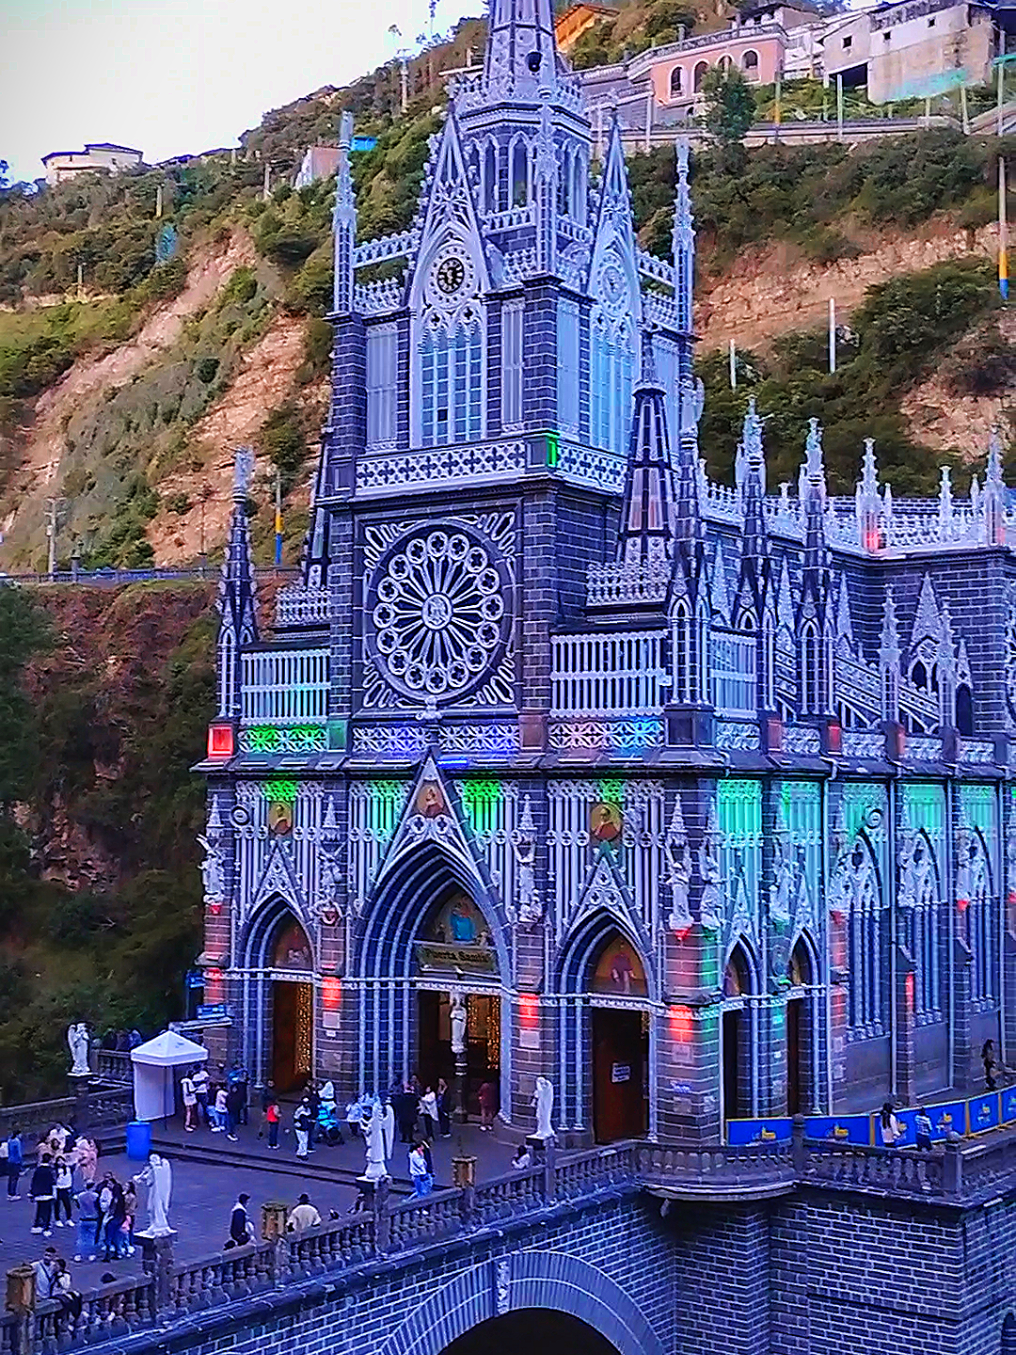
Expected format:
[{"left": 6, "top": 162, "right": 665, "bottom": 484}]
[
  {"left": 726, "top": 1117, "right": 792, "bottom": 1146},
  {"left": 968, "top": 1093, "right": 1000, "bottom": 1135},
  {"left": 805, "top": 1115, "right": 871, "bottom": 1145},
  {"left": 1001, "top": 1087, "right": 1016, "bottom": 1125},
  {"left": 928, "top": 1100, "right": 967, "bottom": 1140}
]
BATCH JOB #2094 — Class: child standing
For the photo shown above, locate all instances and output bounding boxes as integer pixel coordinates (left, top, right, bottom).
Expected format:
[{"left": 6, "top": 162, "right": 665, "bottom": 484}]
[{"left": 915, "top": 1107, "right": 933, "bottom": 1151}]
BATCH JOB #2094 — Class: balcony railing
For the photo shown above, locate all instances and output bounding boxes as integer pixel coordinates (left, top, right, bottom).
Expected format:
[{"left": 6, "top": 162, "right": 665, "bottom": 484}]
[{"left": 551, "top": 631, "right": 666, "bottom": 717}]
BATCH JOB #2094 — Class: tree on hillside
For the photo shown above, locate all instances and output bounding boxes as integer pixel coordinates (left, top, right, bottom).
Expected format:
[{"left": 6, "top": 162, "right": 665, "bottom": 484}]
[
  {"left": 701, "top": 66, "right": 755, "bottom": 171},
  {"left": 0, "top": 587, "right": 50, "bottom": 807}
]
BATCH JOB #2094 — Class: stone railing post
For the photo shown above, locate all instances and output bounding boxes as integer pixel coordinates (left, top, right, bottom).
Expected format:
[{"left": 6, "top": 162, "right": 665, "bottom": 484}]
[
  {"left": 942, "top": 1138, "right": 963, "bottom": 1196},
  {"left": 152, "top": 1234, "right": 175, "bottom": 1315},
  {"left": 792, "top": 1114, "right": 807, "bottom": 1176},
  {"left": 373, "top": 1176, "right": 391, "bottom": 1254},
  {"left": 542, "top": 1137, "right": 557, "bottom": 1201}
]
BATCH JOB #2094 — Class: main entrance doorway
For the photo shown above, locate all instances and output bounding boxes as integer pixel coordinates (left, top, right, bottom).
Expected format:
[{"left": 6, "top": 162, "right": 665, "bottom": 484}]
[
  {"left": 417, "top": 990, "right": 500, "bottom": 1118},
  {"left": 786, "top": 938, "right": 811, "bottom": 1116},
  {"left": 722, "top": 945, "right": 752, "bottom": 1124}
]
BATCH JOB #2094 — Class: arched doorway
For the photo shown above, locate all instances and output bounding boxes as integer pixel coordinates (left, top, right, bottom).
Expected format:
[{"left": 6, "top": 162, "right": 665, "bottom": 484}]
[
  {"left": 357, "top": 836, "right": 508, "bottom": 1108},
  {"left": 787, "top": 937, "right": 813, "bottom": 1116},
  {"left": 590, "top": 933, "right": 649, "bottom": 1143},
  {"left": 722, "top": 944, "right": 754, "bottom": 1123},
  {"left": 442, "top": 1311, "right": 618, "bottom": 1355},
  {"left": 268, "top": 914, "right": 314, "bottom": 1092},
  {"left": 416, "top": 890, "right": 500, "bottom": 1120}
]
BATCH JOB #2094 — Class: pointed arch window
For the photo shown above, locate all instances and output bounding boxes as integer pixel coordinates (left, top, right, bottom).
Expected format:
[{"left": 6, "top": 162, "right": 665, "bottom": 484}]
[
  {"left": 483, "top": 141, "right": 497, "bottom": 213},
  {"left": 218, "top": 628, "right": 236, "bottom": 718},
  {"left": 510, "top": 139, "right": 528, "bottom": 207},
  {"left": 366, "top": 323, "right": 398, "bottom": 450},
  {"left": 762, "top": 611, "right": 776, "bottom": 710},
  {"left": 839, "top": 839, "right": 884, "bottom": 1036},
  {"left": 672, "top": 598, "right": 692, "bottom": 702},
  {"left": 501, "top": 299, "right": 524, "bottom": 431},
  {"left": 906, "top": 838, "right": 942, "bottom": 1021},
  {"left": 966, "top": 834, "right": 995, "bottom": 1004},
  {"left": 800, "top": 620, "right": 819, "bottom": 714},
  {"left": 419, "top": 308, "right": 484, "bottom": 447},
  {"left": 590, "top": 316, "right": 635, "bottom": 458}
]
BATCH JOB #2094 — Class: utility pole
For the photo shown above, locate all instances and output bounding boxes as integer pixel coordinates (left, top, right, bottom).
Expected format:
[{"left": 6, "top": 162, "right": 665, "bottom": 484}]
[
  {"left": 774, "top": 69, "right": 782, "bottom": 144},
  {"left": 729, "top": 338, "right": 737, "bottom": 390},
  {"left": 645, "top": 91, "right": 653, "bottom": 152},
  {"left": 836, "top": 72, "right": 844, "bottom": 142},
  {"left": 828, "top": 297, "right": 837, "bottom": 373},
  {"left": 76, "top": 263, "right": 83, "bottom": 300},
  {"left": 198, "top": 483, "right": 213, "bottom": 575},
  {"left": 1000, "top": 155, "right": 1009, "bottom": 303},
  {"left": 155, "top": 184, "right": 163, "bottom": 219},
  {"left": 262, "top": 162, "right": 271, "bottom": 201},
  {"left": 45, "top": 498, "right": 63, "bottom": 577},
  {"left": 960, "top": 82, "right": 969, "bottom": 136},
  {"left": 274, "top": 468, "right": 283, "bottom": 568}
]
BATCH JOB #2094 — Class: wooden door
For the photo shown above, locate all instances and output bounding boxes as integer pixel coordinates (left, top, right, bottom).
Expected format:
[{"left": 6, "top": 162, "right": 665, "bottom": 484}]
[
  {"left": 417, "top": 990, "right": 441, "bottom": 1090},
  {"left": 272, "top": 981, "right": 312, "bottom": 1092},
  {"left": 723, "top": 1009, "right": 741, "bottom": 1122},
  {"left": 787, "top": 998, "right": 803, "bottom": 1115},
  {"left": 592, "top": 1008, "right": 647, "bottom": 1143}
]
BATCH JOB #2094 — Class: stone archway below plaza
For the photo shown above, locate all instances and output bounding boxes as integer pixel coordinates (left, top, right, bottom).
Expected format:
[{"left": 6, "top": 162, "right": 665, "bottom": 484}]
[{"left": 440, "top": 1310, "right": 619, "bottom": 1355}]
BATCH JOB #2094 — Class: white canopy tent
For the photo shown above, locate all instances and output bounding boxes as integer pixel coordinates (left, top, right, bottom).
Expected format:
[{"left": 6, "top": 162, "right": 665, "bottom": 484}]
[{"left": 130, "top": 1031, "right": 208, "bottom": 1122}]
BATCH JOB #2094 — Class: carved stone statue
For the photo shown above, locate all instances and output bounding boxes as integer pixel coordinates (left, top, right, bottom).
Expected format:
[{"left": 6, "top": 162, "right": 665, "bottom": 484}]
[
  {"left": 698, "top": 840, "right": 723, "bottom": 932},
  {"left": 449, "top": 990, "right": 467, "bottom": 1056},
  {"left": 67, "top": 1023, "right": 90, "bottom": 1077},
  {"left": 381, "top": 1101, "right": 395, "bottom": 1162},
  {"left": 318, "top": 850, "right": 342, "bottom": 908},
  {"left": 533, "top": 1076, "right": 555, "bottom": 1140},
  {"left": 135, "top": 1153, "right": 173, "bottom": 1235},
  {"left": 363, "top": 1103, "right": 389, "bottom": 1181},
  {"left": 770, "top": 832, "right": 793, "bottom": 927},
  {"left": 512, "top": 795, "right": 541, "bottom": 925},
  {"left": 197, "top": 834, "right": 224, "bottom": 902}
]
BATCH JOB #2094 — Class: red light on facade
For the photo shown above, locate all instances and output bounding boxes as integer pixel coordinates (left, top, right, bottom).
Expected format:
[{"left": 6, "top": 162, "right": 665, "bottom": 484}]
[
  {"left": 957, "top": 896, "right": 969, "bottom": 913},
  {"left": 864, "top": 528, "right": 880, "bottom": 553},
  {"left": 322, "top": 976, "right": 342, "bottom": 1010},
  {"left": 669, "top": 1005, "right": 693, "bottom": 1043},
  {"left": 207, "top": 724, "right": 235, "bottom": 759},
  {"left": 905, "top": 972, "right": 914, "bottom": 1010},
  {"left": 826, "top": 721, "right": 842, "bottom": 755},
  {"left": 205, "top": 968, "right": 223, "bottom": 983},
  {"left": 519, "top": 993, "right": 540, "bottom": 1028}
]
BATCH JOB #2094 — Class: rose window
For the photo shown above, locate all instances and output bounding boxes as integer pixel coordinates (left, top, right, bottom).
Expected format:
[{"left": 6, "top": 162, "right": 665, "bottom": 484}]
[{"left": 367, "top": 528, "right": 509, "bottom": 701}]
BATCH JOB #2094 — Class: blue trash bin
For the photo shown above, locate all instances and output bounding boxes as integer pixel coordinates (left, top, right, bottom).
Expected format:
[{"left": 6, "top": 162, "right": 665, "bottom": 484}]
[{"left": 125, "top": 1120, "right": 151, "bottom": 1161}]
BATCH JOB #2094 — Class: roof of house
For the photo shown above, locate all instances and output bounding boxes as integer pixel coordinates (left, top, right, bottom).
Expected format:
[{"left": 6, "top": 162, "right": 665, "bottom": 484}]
[{"left": 42, "top": 143, "right": 143, "bottom": 163}]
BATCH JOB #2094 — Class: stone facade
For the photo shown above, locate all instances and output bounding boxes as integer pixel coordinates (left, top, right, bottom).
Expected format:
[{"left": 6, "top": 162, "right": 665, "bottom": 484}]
[{"left": 198, "top": 0, "right": 1016, "bottom": 1146}]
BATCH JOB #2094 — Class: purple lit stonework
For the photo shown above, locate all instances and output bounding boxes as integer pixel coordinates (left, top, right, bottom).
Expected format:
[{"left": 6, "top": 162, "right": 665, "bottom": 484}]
[{"left": 196, "top": 0, "right": 1016, "bottom": 1148}]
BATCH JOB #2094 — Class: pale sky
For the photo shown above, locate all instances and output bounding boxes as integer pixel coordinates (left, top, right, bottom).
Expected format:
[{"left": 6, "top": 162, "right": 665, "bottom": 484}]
[{"left": 1, "top": 0, "right": 479, "bottom": 184}]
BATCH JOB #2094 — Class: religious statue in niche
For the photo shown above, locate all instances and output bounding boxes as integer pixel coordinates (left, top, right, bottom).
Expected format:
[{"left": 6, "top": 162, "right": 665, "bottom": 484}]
[
  {"left": 770, "top": 828, "right": 793, "bottom": 928},
  {"left": 272, "top": 918, "right": 313, "bottom": 971},
  {"left": 698, "top": 811, "right": 723, "bottom": 934},
  {"left": 591, "top": 936, "right": 648, "bottom": 997},
  {"left": 590, "top": 802, "right": 622, "bottom": 845},
  {"left": 511, "top": 794, "right": 542, "bottom": 925},
  {"left": 268, "top": 800, "right": 294, "bottom": 836},
  {"left": 317, "top": 850, "right": 342, "bottom": 921},
  {"left": 197, "top": 834, "right": 225, "bottom": 902},
  {"left": 664, "top": 796, "right": 692, "bottom": 936},
  {"left": 414, "top": 779, "right": 448, "bottom": 819}
]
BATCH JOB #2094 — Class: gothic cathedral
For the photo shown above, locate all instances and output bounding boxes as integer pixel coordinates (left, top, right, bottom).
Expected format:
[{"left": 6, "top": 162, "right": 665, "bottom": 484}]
[{"left": 198, "top": 0, "right": 1016, "bottom": 1143}]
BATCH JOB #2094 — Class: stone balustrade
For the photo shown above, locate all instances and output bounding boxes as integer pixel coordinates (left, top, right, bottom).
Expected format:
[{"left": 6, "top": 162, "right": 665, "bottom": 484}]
[{"left": 6, "top": 1128, "right": 1016, "bottom": 1355}]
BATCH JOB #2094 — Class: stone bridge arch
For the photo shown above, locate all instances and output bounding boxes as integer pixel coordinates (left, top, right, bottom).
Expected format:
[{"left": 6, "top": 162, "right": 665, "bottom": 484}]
[{"left": 378, "top": 1249, "right": 665, "bottom": 1355}]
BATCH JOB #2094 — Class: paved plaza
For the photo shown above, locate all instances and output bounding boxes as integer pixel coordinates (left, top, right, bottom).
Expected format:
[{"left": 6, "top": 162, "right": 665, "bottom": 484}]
[{"left": 0, "top": 1115, "right": 521, "bottom": 1289}]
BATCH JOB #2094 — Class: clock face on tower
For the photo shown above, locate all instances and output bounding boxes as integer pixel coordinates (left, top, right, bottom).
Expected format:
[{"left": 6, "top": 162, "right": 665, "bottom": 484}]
[
  {"left": 424, "top": 246, "right": 476, "bottom": 311},
  {"left": 365, "top": 524, "right": 513, "bottom": 704}
]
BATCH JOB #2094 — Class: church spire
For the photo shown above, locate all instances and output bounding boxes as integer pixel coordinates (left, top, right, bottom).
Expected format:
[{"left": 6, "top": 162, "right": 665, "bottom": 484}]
[
  {"left": 672, "top": 139, "right": 694, "bottom": 348},
  {"left": 481, "top": 0, "right": 566, "bottom": 105},
  {"left": 879, "top": 584, "right": 900, "bottom": 723},
  {"left": 616, "top": 330, "right": 676, "bottom": 569},
  {"left": 332, "top": 110, "right": 356, "bottom": 316},
  {"left": 216, "top": 448, "right": 259, "bottom": 720},
  {"left": 740, "top": 398, "right": 768, "bottom": 572}
]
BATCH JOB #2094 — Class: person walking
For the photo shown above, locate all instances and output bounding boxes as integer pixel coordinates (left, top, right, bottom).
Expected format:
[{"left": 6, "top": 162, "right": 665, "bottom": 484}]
[
  {"left": 266, "top": 1095, "right": 281, "bottom": 1149},
  {"left": 408, "top": 1142, "right": 433, "bottom": 1198},
  {"left": 436, "top": 1079, "right": 451, "bottom": 1138},
  {"left": 212, "top": 1085, "right": 228, "bottom": 1133},
  {"left": 52, "top": 1157, "right": 74, "bottom": 1227},
  {"left": 286, "top": 1193, "right": 321, "bottom": 1233},
  {"left": 982, "top": 1039, "right": 998, "bottom": 1091},
  {"left": 121, "top": 1179, "right": 137, "bottom": 1257},
  {"left": 293, "top": 1099, "right": 313, "bottom": 1158},
  {"left": 73, "top": 1181, "right": 99, "bottom": 1263},
  {"left": 258, "top": 1081, "right": 275, "bottom": 1139},
  {"left": 229, "top": 1193, "right": 253, "bottom": 1246},
  {"left": 225, "top": 1082, "right": 243, "bottom": 1142},
  {"left": 306, "top": 1083, "right": 320, "bottom": 1151},
  {"left": 878, "top": 1102, "right": 903, "bottom": 1147},
  {"left": 478, "top": 1080, "right": 497, "bottom": 1132},
  {"left": 181, "top": 1072, "right": 198, "bottom": 1132},
  {"left": 192, "top": 1065, "right": 210, "bottom": 1126},
  {"left": 6, "top": 1128, "right": 23, "bottom": 1199},
  {"left": 915, "top": 1107, "right": 933, "bottom": 1151},
  {"left": 393, "top": 1084, "right": 419, "bottom": 1144},
  {"left": 98, "top": 1175, "right": 125, "bottom": 1262},
  {"left": 30, "top": 1156, "right": 56, "bottom": 1236},
  {"left": 420, "top": 1086, "right": 439, "bottom": 1142}
]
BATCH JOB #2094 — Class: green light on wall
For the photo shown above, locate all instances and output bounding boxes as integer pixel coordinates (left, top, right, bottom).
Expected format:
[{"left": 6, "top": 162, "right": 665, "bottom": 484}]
[
  {"left": 598, "top": 778, "right": 624, "bottom": 806},
  {"left": 546, "top": 432, "right": 560, "bottom": 469},
  {"left": 264, "top": 779, "right": 298, "bottom": 803},
  {"left": 460, "top": 779, "right": 503, "bottom": 820}
]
